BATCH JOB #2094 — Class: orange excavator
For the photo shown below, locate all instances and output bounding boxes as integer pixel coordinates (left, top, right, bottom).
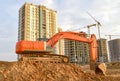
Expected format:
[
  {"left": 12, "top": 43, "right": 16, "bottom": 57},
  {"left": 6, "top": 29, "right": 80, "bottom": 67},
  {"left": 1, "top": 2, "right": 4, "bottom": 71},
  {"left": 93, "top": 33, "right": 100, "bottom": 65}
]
[{"left": 16, "top": 32, "right": 106, "bottom": 75}]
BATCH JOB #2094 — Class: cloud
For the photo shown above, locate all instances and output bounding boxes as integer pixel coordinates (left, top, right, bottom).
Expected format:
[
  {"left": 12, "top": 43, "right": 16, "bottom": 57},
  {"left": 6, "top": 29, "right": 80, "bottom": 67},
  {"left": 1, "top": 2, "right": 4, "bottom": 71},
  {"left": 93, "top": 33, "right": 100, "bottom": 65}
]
[
  {"left": 55, "top": 0, "right": 120, "bottom": 36},
  {"left": 29, "top": 0, "right": 56, "bottom": 9},
  {"left": 56, "top": 0, "right": 91, "bottom": 30},
  {"left": 42, "top": 0, "right": 54, "bottom": 6}
]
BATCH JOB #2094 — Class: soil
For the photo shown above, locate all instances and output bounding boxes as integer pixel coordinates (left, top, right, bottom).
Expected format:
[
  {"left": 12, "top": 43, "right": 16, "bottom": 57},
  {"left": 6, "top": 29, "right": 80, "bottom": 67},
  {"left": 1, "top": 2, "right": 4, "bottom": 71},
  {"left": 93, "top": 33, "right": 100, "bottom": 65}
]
[{"left": 0, "top": 61, "right": 120, "bottom": 81}]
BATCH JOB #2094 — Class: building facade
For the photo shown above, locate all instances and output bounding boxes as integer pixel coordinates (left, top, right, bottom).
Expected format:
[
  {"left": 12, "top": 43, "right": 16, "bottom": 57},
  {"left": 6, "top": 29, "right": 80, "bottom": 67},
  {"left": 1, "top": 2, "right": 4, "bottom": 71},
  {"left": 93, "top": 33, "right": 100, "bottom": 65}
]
[
  {"left": 97, "top": 38, "right": 108, "bottom": 62},
  {"left": 18, "top": 2, "right": 58, "bottom": 41},
  {"left": 18, "top": 2, "right": 63, "bottom": 59},
  {"left": 108, "top": 39, "right": 120, "bottom": 62},
  {"left": 64, "top": 32, "right": 90, "bottom": 64}
]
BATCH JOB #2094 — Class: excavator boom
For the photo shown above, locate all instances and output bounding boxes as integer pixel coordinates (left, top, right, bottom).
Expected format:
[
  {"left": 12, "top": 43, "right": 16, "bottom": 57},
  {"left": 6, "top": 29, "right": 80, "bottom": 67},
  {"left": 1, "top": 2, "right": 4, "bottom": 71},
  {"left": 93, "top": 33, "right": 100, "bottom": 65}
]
[{"left": 47, "top": 32, "right": 97, "bottom": 64}]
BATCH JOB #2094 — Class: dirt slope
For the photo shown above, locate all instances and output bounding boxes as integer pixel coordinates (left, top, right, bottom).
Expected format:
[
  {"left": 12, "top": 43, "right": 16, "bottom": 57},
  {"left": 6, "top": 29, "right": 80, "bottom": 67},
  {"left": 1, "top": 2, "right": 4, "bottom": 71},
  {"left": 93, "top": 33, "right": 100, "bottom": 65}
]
[
  {"left": 107, "top": 62, "right": 120, "bottom": 69},
  {"left": 0, "top": 61, "right": 120, "bottom": 81}
]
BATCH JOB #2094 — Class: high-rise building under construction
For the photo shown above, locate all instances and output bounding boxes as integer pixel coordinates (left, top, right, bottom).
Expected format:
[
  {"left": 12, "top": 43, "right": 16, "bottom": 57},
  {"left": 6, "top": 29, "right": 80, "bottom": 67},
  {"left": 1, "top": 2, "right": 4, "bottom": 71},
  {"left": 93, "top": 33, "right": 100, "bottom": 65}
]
[
  {"left": 18, "top": 2, "right": 58, "bottom": 41},
  {"left": 97, "top": 38, "right": 108, "bottom": 62},
  {"left": 64, "top": 32, "right": 90, "bottom": 64}
]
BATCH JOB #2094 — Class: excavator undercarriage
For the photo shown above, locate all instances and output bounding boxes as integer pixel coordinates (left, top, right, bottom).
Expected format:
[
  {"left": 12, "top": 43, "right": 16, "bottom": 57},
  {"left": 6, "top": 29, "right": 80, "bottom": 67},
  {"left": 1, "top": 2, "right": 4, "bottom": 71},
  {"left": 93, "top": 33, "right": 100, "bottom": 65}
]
[{"left": 18, "top": 51, "right": 69, "bottom": 63}]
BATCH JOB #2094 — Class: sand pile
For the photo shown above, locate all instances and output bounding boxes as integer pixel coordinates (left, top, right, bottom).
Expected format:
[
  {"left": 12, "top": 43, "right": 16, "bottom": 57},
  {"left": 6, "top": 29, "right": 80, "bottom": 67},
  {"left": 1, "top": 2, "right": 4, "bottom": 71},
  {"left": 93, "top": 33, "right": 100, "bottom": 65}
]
[
  {"left": 107, "top": 62, "right": 120, "bottom": 69},
  {"left": 0, "top": 61, "right": 120, "bottom": 81},
  {"left": 0, "top": 61, "right": 86, "bottom": 81}
]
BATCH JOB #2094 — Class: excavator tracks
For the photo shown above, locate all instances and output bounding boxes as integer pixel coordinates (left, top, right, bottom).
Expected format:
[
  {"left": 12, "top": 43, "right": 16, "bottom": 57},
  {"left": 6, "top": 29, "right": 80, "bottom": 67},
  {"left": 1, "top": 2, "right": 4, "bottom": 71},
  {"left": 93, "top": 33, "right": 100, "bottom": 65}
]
[{"left": 18, "top": 50, "right": 69, "bottom": 63}]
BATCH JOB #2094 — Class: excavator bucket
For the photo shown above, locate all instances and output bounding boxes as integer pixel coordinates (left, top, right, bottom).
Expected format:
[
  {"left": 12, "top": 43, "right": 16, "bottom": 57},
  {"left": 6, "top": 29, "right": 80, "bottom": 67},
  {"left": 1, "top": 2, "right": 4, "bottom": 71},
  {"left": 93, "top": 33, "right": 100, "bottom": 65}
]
[{"left": 95, "top": 63, "right": 106, "bottom": 75}]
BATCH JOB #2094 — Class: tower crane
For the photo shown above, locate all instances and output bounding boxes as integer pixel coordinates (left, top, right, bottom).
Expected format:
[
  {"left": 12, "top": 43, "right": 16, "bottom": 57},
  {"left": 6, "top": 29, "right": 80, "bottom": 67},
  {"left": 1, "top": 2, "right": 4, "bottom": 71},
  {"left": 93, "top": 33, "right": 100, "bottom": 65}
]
[
  {"left": 86, "top": 23, "right": 96, "bottom": 37},
  {"left": 105, "top": 35, "right": 120, "bottom": 40},
  {"left": 67, "top": 23, "right": 97, "bottom": 37},
  {"left": 87, "top": 12, "right": 102, "bottom": 39},
  {"left": 87, "top": 12, "right": 103, "bottom": 62}
]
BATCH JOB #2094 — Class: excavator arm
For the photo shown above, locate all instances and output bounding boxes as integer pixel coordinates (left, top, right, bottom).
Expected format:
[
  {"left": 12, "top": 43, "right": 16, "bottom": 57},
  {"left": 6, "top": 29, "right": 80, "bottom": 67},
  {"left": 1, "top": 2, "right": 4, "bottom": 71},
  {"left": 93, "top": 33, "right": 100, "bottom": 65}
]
[
  {"left": 46, "top": 32, "right": 106, "bottom": 75},
  {"left": 47, "top": 32, "right": 92, "bottom": 47},
  {"left": 47, "top": 32, "right": 98, "bottom": 70}
]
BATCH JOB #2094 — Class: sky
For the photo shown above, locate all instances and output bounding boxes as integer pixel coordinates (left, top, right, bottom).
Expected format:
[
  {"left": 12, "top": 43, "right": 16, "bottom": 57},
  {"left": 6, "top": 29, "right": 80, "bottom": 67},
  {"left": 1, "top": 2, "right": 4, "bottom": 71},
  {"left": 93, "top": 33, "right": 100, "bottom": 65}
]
[{"left": 0, "top": 0, "right": 120, "bottom": 61}]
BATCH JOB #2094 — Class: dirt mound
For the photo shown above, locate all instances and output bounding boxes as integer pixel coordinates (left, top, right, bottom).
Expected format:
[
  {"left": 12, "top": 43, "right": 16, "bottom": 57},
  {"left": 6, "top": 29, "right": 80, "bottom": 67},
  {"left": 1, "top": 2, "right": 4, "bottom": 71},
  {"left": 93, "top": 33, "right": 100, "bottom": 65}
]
[
  {"left": 107, "top": 62, "right": 120, "bottom": 69},
  {"left": 0, "top": 61, "right": 120, "bottom": 81},
  {"left": 0, "top": 61, "right": 86, "bottom": 81}
]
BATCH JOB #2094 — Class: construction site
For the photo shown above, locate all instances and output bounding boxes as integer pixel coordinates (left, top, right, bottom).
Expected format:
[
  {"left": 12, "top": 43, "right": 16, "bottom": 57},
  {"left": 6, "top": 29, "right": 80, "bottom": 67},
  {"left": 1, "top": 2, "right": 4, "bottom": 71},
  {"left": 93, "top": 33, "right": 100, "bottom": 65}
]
[{"left": 1, "top": 1, "right": 120, "bottom": 81}]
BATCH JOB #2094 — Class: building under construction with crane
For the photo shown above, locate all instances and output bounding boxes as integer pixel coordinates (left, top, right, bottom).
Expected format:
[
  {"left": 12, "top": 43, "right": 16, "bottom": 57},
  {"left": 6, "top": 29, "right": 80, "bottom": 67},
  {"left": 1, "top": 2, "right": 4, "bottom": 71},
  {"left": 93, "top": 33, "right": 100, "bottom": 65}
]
[
  {"left": 18, "top": 2, "right": 118, "bottom": 65},
  {"left": 64, "top": 32, "right": 90, "bottom": 64},
  {"left": 18, "top": 2, "right": 92, "bottom": 64},
  {"left": 16, "top": 2, "right": 108, "bottom": 75}
]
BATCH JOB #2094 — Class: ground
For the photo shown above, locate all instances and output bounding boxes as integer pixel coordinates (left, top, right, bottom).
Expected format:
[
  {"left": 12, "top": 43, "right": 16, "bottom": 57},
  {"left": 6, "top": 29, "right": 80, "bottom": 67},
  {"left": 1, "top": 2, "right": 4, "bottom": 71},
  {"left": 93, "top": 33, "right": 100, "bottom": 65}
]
[
  {"left": 0, "top": 61, "right": 120, "bottom": 81},
  {"left": 81, "top": 62, "right": 120, "bottom": 81}
]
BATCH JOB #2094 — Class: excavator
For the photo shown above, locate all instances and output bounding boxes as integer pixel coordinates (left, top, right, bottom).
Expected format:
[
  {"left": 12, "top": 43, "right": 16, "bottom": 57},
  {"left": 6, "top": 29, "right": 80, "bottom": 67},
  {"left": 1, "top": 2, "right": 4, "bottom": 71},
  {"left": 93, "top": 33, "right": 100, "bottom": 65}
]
[{"left": 16, "top": 31, "right": 106, "bottom": 75}]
